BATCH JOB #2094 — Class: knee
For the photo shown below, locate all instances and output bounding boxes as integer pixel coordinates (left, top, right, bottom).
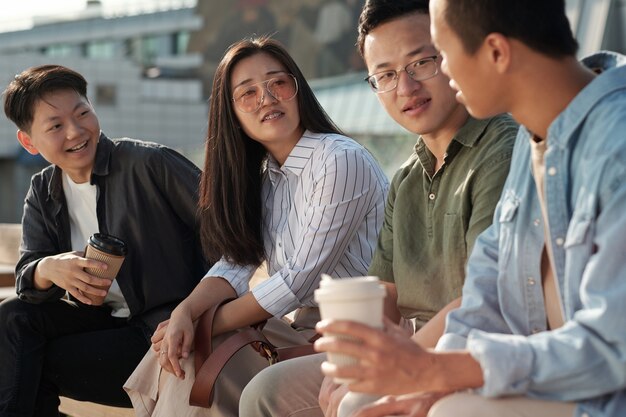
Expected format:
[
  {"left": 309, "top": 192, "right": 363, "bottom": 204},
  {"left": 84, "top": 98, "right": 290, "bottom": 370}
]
[
  {"left": 428, "top": 393, "right": 482, "bottom": 417},
  {"left": 0, "top": 298, "right": 60, "bottom": 346},
  {"left": 0, "top": 297, "right": 40, "bottom": 331},
  {"left": 240, "top": 365, "right": 282, "bottom": 417}
]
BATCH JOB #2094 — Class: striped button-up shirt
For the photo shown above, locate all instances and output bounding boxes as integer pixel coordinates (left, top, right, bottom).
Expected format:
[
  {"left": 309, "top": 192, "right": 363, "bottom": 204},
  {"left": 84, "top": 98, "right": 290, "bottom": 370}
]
[{"left": 205, "top": 130, "right": 389, "bottom": 317}]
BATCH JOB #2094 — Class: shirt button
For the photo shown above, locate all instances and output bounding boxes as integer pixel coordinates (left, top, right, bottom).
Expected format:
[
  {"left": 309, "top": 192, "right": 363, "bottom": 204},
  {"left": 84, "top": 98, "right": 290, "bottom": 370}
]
[
  {"left": 527, "top": 277, "right": 536, "bottom": 285},
  {"left": 555, "top": 237, "right": 564, "bottom": 246},
  {"left": 533, "top": 219, "right": 541, "bottom": 226},
  {"left": 428, "top": 193, "right": 435, "bottom": 200},
  {"left": 548, "top": 167, "right": 557, "bottom": 176}
]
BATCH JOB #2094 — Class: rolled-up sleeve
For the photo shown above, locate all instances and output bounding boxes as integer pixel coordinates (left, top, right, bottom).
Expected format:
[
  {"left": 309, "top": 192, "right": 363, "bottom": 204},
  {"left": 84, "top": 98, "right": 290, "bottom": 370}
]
[{"left": 203, "top": 259, "right": 256, "bottom": 296}]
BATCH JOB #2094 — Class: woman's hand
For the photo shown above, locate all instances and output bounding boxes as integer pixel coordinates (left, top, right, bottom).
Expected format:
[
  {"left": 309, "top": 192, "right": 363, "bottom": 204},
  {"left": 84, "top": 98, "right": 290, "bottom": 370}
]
[
  {"left": 150, "top": 319, "right": 170, "bottom": 353},
  {"left": 157, "top": 304, "right": 195, "bottom": 379},
  {"left": 35, "top": 252, "right": 110, "bottom": 304}
]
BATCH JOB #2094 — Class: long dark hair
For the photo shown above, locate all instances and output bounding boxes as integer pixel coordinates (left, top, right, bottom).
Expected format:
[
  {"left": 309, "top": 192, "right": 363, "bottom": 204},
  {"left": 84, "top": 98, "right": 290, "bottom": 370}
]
[{"left": 199, "top": 37, "right": 342, "bottom": 266}]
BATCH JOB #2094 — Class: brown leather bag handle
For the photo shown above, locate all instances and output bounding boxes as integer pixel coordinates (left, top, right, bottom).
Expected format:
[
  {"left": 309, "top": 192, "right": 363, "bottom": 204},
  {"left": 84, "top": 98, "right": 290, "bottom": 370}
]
[{"left": 188, "top": 298, "right": 318, "bottom": 408}]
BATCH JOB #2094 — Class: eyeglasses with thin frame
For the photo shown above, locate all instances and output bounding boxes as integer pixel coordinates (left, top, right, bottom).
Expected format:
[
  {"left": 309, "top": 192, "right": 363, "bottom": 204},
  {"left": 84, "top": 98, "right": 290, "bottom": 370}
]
[
  {"left": 232, "top": 73, "right": 298, "bottom": 113},
  {"left": 365, "top": 55, "right": 440, "bottom": 93}
]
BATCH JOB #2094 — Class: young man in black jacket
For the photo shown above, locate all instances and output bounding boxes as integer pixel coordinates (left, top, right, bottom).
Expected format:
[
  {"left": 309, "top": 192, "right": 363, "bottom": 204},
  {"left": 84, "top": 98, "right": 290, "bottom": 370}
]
[{"left": 0, "top": 64, "right": 209, "bottom": 416}]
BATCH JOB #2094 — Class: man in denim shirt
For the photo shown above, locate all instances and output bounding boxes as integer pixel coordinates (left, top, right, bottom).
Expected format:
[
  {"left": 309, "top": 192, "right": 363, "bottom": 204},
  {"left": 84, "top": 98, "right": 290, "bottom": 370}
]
[{"left": 315, "top": 1, "right": 626, "bottom": 416}]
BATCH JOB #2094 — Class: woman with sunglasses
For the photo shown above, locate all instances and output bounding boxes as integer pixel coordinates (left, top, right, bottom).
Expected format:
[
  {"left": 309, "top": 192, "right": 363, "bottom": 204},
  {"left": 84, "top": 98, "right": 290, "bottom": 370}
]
[{"left": 124, "top": 37, "right": 388, "bottom": 416}]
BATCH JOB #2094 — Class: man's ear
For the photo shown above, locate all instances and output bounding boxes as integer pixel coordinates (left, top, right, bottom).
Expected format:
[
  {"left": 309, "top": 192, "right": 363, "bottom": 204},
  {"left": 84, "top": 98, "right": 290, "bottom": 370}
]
[
  {"left": 483, "top": 33, "right": 512, "bottom": 74},
  {"left": 17, "top": 130, "right": 40, "bottom": 155}
]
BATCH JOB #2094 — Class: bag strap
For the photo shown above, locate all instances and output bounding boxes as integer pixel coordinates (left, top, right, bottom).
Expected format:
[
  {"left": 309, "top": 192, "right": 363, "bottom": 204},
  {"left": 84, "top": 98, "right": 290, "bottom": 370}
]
[
  {"left": 189, "top": 298, "right": 274, "bottom": 408},
  {"left": 188, "top": 298, "right": 318, "bottom": 408}
]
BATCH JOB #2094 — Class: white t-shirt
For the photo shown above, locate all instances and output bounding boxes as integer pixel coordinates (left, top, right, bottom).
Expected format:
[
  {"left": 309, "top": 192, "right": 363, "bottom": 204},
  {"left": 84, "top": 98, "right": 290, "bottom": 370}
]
[{"left": 62, "top": 173, "right": 130, "bottom": 318}]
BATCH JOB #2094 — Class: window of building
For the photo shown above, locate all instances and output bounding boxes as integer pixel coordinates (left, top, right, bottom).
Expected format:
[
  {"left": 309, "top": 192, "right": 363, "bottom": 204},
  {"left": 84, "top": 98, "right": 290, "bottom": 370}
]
[
  {"left": 86, "top": 40, "right": 119, "bottom": 59},
  {"left": 175, "top": 31, "right": 190, "bottom": 54},
  {"left": 45, "top": 44, "right": 76, "bottom": 57}
]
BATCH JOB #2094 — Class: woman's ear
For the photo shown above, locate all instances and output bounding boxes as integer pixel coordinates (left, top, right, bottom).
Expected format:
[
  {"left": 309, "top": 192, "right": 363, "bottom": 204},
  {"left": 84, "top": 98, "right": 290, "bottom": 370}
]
[{"left": 17, "top": 130, "right": 40, "bottom": 155}]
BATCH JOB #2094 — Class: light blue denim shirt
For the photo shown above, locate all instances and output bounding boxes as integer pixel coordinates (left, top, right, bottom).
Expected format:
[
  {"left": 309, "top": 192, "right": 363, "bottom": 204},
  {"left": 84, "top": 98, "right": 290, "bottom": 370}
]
[{"left": 437, "top": 51, "right": 626, "bottom": 417}]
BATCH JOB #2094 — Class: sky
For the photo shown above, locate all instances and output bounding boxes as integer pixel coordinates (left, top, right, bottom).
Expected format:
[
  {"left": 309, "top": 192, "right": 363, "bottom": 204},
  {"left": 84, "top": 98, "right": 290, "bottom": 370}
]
[{"left": 0, "top": 0, "right": 192, "bottom": 32}]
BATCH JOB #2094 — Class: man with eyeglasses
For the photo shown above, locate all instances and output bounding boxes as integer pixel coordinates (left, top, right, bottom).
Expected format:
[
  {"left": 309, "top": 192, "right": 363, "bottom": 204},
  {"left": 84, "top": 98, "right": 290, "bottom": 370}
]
[{"left": 238, "top": 1, "right": 517, "bottom": 416}]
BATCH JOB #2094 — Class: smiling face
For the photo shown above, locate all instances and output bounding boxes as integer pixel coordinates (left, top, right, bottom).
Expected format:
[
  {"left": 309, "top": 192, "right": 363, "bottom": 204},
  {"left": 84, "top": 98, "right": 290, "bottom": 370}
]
[
  {"left": 17, "top": 89, "right": 100, "bottom": 183},
  {"left": 362, "top": 12, "right": 467, "bottom": 140},
  {"left": 230, "top": 52, "right": 304, "bottom": 163}
]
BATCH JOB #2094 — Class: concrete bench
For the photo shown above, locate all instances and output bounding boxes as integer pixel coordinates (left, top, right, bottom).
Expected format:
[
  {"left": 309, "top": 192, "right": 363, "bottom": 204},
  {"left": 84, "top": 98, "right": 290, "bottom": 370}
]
[{"left": 59, "top": 397, "right": 134, "bottom": 417}]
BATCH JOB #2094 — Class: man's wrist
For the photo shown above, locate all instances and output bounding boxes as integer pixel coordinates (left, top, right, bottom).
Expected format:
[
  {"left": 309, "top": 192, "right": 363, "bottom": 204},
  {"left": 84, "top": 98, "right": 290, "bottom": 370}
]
[
  {"left": 429, "top": 350, "right": 484, "bottom": 392},
  {"left": 33, "top": 258, "right": 54, "bottom": 290}
]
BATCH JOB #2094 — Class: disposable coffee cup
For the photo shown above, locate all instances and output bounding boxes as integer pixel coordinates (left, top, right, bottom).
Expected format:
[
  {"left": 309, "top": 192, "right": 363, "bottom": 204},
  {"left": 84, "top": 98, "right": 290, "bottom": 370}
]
[
  {"left": 84, "top": 233, "right": 127, "bottom": 305},
  {"left": 314, "top": 275, "right": 386, "bottom": 384}
]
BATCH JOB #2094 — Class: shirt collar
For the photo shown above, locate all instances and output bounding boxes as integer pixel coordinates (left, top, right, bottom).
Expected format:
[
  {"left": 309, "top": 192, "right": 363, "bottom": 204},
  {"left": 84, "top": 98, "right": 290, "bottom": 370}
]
[
  {"left": 91, "top": 132, "right": 112, "bottom": 179},
  {"left": 548, "top": 51, "right": 626, "bottom": 148},
  {"left": 415, "top": 116, "right": 493, "bottom": 168},
  {"left": 48, "top": 132, "right": 112, "bottom": 199},
  {"left": 279, "top": 129, "right": 322, "bottom": 177}
]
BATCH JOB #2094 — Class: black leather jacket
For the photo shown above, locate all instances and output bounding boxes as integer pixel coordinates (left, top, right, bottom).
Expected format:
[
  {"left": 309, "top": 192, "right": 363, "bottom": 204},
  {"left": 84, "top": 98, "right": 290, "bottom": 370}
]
[{"left": 15, "top": 134, "right": 209, "bottom": 330}]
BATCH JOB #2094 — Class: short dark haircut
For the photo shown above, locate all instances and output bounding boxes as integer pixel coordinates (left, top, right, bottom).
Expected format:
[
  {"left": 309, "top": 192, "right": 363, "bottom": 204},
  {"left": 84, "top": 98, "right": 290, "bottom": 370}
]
[
  {"left": 357, "top": 0, "right": 430, "bottom": 57},
  {"left": 3, "top": 64, "right": 88, "bottom": 132},
  {"left": 199, "top": 37, "right": 342, "bottom": 266},
  {"left": 443, "top": 0, "right": 578, "bottom": 56}
]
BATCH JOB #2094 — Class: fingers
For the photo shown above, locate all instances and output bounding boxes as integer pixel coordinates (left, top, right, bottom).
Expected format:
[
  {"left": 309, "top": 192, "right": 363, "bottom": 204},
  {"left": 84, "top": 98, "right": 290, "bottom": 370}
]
[
  {"left": 67, "top": 286, "right": 94, "bottom": 305},
  {"left": 315, "top": 332, "right": 370, "bottom": 361},
  {"left": 79, "top": 271, "right": 114, "bottom": 289},
  {"left": 316, "top": 320, "right": 393, "bottom": 350},
  {"left": 166, "top": 347, "right": 185, "bottom": 379},
  {"left": 180, "top": 330, "right": 193, "bottom": 359},
  {"left": 77, "top": 256, "right": 109, "bottom": 271},
  {"left": 352, "top": 396, "right": 412, "bottom": 417},
  {"left": 320, "top": 361, "right": 364, "bottom": 385},
  {"left": 151, "top": 320, "right": 169, "bottom": 345},
  {"left": 152, "top": 340, "right": 162, "bottom": 353},
  {"left": 159, "top": 332, "right": 188, "bottom": 379},
  {"left": 158, "top": 346, "right": 175, "bottom": 375}
]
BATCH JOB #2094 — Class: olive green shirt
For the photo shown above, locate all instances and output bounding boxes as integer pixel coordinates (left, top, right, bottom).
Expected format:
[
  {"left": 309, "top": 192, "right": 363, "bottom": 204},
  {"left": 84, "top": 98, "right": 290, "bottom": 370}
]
[{"left": 368, "top": 115, "right": 518, "bottom": 328}]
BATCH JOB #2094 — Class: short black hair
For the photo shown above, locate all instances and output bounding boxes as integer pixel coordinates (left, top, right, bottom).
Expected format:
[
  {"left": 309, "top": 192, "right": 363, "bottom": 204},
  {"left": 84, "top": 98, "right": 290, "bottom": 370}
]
[
  {"left": 443, "top": 0, "right": 578, "bottom": 56},
  {"left": 3, "top": 64, "right": 88, "bottom": 132},
  {"left": 357, "top": 0, "right": 430, "bottom": 57}
]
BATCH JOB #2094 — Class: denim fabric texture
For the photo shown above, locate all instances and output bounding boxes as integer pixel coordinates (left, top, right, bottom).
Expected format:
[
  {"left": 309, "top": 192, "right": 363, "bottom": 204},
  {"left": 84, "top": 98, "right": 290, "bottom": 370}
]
[{"left": 437, "top": 51, "right": 626, "bottom": 417}]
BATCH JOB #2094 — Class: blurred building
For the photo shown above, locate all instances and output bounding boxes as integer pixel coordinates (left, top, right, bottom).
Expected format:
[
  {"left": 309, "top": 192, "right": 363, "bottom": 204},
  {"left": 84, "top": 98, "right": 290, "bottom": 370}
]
[
  {"left": 0, "top": 1, "right": 207, "bottom": 222},
  {"left": 0, "top": 0, "right": 624, "bottom": 222}
]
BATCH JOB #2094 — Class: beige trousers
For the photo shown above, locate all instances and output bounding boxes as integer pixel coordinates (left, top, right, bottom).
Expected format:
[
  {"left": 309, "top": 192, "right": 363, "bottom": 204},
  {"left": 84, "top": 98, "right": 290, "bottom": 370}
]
[
  {"left": 338, "top": 391, "right": 576, "bottom": 417},
  {"left": 124, "top": 316, "right": 317, "bottom": 417},
  {"left": 239, "top": 352, "right": 326, "bottom": 417}
]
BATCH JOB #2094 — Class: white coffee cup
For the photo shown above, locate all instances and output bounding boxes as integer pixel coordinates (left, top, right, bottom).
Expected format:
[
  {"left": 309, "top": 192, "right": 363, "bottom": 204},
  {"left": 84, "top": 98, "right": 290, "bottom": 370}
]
[{"left": 314, "top": 275, "right": 386, "bottom": 384}]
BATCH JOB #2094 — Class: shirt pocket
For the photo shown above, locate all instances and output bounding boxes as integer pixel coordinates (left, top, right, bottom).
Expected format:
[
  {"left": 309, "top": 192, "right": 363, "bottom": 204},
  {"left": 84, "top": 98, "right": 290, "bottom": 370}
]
[
  {"left": 564, "top": 212, "right": 592, "bottom": 248},
  {"left": 498, "top": 194, "right": 520, "bottom": 267},
  {"left": 564, "top": 193, "right": 596, "bottom": 250},
  {"left": 563, "top": 195, "right": 597, "bottom": 293}
]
